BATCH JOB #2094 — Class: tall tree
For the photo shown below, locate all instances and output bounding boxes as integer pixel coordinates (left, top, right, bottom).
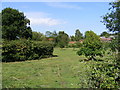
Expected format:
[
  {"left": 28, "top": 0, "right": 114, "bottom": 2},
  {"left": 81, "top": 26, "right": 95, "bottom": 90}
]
[
  {"left": 75, "top": 29, "right": 83, "bottom": 41},
  {"left": 102, "top": 1, "right": 120, "bottom": 67},
  {"left": 2, "top": 8, "right": 32, "bottom": 40},
  {"left": 100, "top": 31, "right": 110, "bottom": 38},
  {"left": 77, "top": 31, "right": 103, "bottom": 60},
  {"left": 58, "top": 31, "right": 69, "bottom": 48},
  {"left": 102, "top": 1, "right": 120, "bottom": 33},
  {"left": 70, "top": 35, "right": 75, "bottom": 41}
]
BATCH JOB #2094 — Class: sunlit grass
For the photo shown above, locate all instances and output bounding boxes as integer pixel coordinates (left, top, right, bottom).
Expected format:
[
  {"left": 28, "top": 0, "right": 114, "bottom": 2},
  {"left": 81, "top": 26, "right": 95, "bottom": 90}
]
[{"left": 2, "top": 48, "right": 113, "bottom": 88}]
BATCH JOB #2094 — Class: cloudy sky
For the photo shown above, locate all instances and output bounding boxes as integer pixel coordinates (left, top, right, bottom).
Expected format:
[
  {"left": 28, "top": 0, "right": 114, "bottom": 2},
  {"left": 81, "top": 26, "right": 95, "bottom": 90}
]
[{"left": 2, "top": 2, "right": 112, "bottom": 35}]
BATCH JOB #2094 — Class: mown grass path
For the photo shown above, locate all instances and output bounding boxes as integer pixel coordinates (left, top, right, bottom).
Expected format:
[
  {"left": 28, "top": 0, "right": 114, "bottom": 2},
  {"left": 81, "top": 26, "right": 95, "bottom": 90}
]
[{"left": 2, "top": 48, "right": 91, "bottom": 88}]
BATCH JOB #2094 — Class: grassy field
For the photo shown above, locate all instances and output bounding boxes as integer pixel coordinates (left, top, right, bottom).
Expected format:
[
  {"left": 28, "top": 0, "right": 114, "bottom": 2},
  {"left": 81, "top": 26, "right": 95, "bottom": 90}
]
[
  {"left": 2, "top": 48, "right": 113, "bottom": 88},
  {"left": 2, "top": 48, "right": 93, "bottom": 88}
]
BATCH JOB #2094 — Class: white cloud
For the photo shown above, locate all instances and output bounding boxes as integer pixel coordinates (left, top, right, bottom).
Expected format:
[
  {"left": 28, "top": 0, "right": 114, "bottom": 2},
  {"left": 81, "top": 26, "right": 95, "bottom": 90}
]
[
  {"left": 25, "top": 12, "right": 66, "bottom": 26},
  {"left": 29, "top": 17, "right": 62, "bottom": 26},
  {"left": 46, "top": 2, "right": 82, "bottom": 10}
]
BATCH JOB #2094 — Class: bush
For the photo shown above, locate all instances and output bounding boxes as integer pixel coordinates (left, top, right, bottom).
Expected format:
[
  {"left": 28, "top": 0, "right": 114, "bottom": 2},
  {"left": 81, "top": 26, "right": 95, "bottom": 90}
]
[
  {"left": 88, "top": 56, "right": 120, "bottom": 88},
  {"left": 68, "top": 43, "right": 76, "bottom": 48},
  {"left": 30, "top": 41, "right": 54, "bottom": 59},
  {"left": 2, "top": 40, "right": 54, "bottom": 62},
  {"left": 75, "top": 42, "right": 82, "bottom": 48},
  {"left": 68, "top": 42, "right": 82, "bottom": 48}
]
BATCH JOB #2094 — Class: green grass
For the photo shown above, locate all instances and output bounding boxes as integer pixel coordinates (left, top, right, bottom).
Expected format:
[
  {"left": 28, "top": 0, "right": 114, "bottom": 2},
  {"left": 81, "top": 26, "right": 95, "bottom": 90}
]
[{"left": 2, "top": 48, "right": 111, "bottom": 88}]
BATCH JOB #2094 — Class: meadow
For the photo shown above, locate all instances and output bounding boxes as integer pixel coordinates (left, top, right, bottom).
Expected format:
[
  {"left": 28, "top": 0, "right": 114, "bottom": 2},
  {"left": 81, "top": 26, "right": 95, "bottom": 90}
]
[
  {"left": 3, "top": 48, "right": 91, "bottom": 88},
  {"left": 2, "top": 48, "right": 114, "bottom": 88}
]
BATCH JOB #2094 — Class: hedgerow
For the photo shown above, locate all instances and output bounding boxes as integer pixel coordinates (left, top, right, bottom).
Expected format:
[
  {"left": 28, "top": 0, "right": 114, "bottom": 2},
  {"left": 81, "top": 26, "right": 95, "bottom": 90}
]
[{"left": 2, "top": 40, "right": 54, "bottom": 62}]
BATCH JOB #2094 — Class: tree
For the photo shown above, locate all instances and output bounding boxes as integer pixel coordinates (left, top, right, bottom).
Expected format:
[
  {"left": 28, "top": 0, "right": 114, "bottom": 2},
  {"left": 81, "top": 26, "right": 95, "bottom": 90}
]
[
  {"left": 2, "top": 8, "right": 32, "bottom": 40},
  {"left": 32, "top": 31, "right": 45, "bottom": 41},
  {"left": 57, "top": 31, "right": 69, "bottom": 48},
  {"left": 102, "top": 1, "right": 120, "bottom": 33},
  {"left": 102, "top": 1, "right": 120, "bottom": 48},
  {"left": 102, "top": 1, "right": 120, "bottom": 66},
  {"left": 45, "top": 31, "right": 53, "bottom": 38},
  {"left": 45, "top": 31, "right": 58, "bottom": 46},
  {"left": 100, "top": 31, "right": 110, "bottom": 38},
  {"left": 70, "top": 35, "right": 75, "bottom": 41},
  {"left": 77, "top": 31, "right": 103, "bottom": 60},
  {"left": 75, "top": 29, "right": 83, "bottom": 41},
  {"left": 52, "top": 31, "right": 58, "bottom": 46}
]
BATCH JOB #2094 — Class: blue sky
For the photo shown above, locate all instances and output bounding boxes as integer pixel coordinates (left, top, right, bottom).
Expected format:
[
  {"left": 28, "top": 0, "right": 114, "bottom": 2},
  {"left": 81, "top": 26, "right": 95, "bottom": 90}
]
[{"left": 2, "top": 2, "right": 111, "bottom": 36}]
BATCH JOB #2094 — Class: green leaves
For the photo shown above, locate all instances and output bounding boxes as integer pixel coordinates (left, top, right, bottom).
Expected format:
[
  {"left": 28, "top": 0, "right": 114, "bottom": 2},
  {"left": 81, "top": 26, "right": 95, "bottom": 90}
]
[
  {"left": 2, "top": 8, "right": 32, "bottom": 40},
  {"left": 75, "top": 29, "right": 83, "bottom": 41},
  {"left": 57, "top": 31, "right": 69, "bottom": 48},
  {"left": 32, "top": 31, "right": 45, "bottom": 41},
  {"left": 2, "top": 40, "right": 54, "bottom": 62},
  {"left": 102, "top": 1, "right": 120, "bottom": 33},
  {"left": 77, "top": 31, "right": 103, "bottom": 60},
  {"left": 90, "top": 62, "right": 120, "bottom": 88}
]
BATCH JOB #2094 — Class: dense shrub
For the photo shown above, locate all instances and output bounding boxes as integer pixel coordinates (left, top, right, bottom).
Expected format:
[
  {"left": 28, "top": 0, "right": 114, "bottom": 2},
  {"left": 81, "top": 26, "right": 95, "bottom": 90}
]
[
  {"left": 88, "top": 57, "right": 120, "bottom": 88},
  {"left": 2, "top": 40, "right": 54, "bottom": 62},
  {"left": 68, "top": 43, "right": 76, "bottom": 48},
  {"left": 77, "top": 31, "right": 103, "bottom": 60},
  {"left": 29, "top": 41, "right": 54, "bottom": 60},
  {"left": 68, "top": 42, "right": 82, "bottom": 48}
]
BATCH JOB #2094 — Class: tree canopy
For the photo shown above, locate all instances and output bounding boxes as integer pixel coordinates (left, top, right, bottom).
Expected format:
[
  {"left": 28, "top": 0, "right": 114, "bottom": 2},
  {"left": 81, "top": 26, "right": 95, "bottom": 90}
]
[
  {"left": 2, "top": 8, "right": 32, "bottom": 40},
  {"left": 57, "top": 31, "right": 69, "bottom": 48},
  {"left": 102, "top": 1, "right": 120, "bottom": 33},
  {"left": 102, "top": 1, "right": 120, "bottom": 66},
  {"left": 75, "top": 29, "right": 83, "bottom": 41},
  {"left": 32, "top": 31, "right": 45, "bottom": 41},
  {"left": 102, "top": 1, "right": 120, "bottom": 52},
  {"left": 100, "top": 31, "right": 110, "bottom": 38},
  {"left": 77, "top": 31, "right": 103, "bottom": 60}
]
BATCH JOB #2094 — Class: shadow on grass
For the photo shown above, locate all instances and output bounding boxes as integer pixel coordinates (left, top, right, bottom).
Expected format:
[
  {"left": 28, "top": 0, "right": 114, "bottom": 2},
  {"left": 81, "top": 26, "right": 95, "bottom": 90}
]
[
  {"left": 37, "top": 54, "right": 58, "bottom": 60},
  {"left": 3, "top": 54, "right": 59, "bottom": 63},
  {"left": 79, "top": 58, "right": 104, "bottom": 62},
  {"left": 51, "top": 55, "right": 58, "bottom": 57}
]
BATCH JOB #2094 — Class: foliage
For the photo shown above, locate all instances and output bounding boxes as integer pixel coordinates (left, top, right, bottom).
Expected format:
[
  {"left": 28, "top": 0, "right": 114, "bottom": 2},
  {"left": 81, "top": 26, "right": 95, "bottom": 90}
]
[
  {"left": 45, "top": 31, "right": 58, "bottom": 47},
  {"left": 100, "top": 31, "right": 110, "bottom": 38},
  {"left": 68, "top": 43, "right": 76, "bottom": 48},
  {"left": 31, "top": 41, "right": 54, "bottom": 59},
  {"left": 88, "top": 2, "right": 120, "bottom": 88},
  {"left": 102, "top": 1, "right": 120, "bottom": 56},
  {"left": 57, "top": 31, "right": 69, "bottom": 48},
  {"left": 68, "top": 42, "right": 82, "bottom": 48},
  {"left": 89, "top": 57, "right": 120, "bottom": 88},
  {"left": 2, "top": 8, "right": 32, "bottom": 40},
  {"left": 77, "top": 31, "right": 103, "bottom": 60},
  {"left": 75, "top": 42, "right": 83, "bottom": 48},
  {"left": 75, "top": 29, "right": 83, "bottom": 41},
  {"left": 32, "top": 31, "right": 45, "bottom": 41},
  {"left": 109, "top": 38, "right": 119, "bottom": 53},
  {"left": 2, "top": 40, "right": 54, "bottom": 62},
  {"left": 102, "top": 1, "right": 120, "bottom": 33},
  {"left": 45, "top": 31, "right": 53, "bottom": 37},
  {"left": 102, "top": 1, "right": 120, "bottom": 87},
  {"left": 70, "top": 35, "right": 75, "bottom": 41}
]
